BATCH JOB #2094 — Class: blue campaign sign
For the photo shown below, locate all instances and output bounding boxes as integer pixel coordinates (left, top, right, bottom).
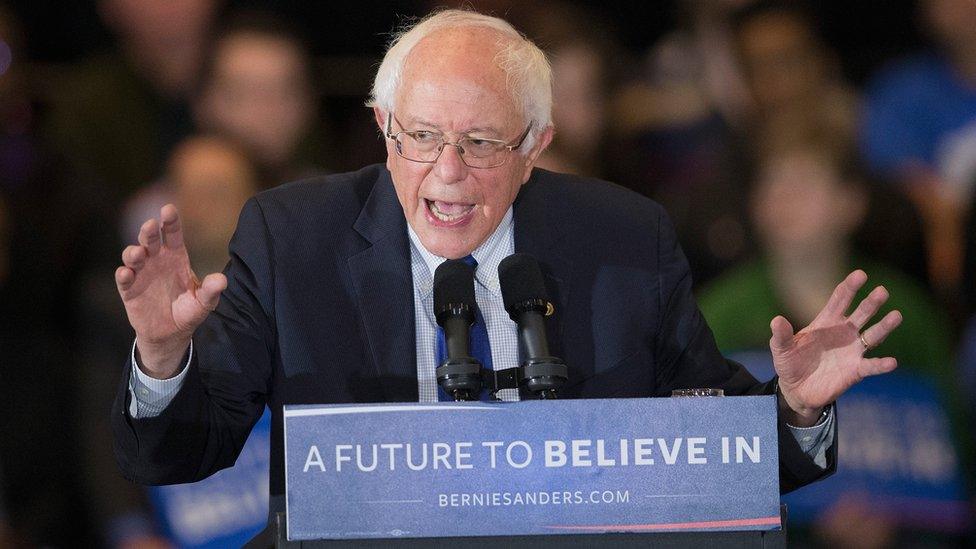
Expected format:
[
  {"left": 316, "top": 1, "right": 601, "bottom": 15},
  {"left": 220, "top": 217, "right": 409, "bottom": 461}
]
[
  {"left": 283, "top": 397, "right": 780, "bottom": 540},
  {"left": 728, "top": 350, "right": 969, "bottom": 533},
  {"left": 149, "top": 408, "right": 270, "bottom": 548}
]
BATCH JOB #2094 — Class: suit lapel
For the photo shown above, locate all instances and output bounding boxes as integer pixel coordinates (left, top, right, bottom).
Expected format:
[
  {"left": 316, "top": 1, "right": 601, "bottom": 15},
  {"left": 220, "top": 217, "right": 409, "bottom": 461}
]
[
  {"left": 347, "top": 169, "right": 419, "bottom": 402},
  {"left": 513, "top": 171, "right": 573, "bottom": 397},
  {"left": 347, "top": 168, "right": 575, "bottom": 402}
]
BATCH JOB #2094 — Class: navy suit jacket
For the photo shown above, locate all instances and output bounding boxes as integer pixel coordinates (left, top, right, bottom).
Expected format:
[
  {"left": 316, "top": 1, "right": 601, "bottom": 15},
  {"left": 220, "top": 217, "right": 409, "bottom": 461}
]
[{"left": 113, "top": 164, "right": 834, "bottom": 507}]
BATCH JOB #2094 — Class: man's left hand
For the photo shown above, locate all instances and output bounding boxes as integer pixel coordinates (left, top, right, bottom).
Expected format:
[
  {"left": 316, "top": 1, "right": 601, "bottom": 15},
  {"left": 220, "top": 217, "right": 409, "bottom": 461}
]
[{"left": 770, "top": 270, "right": 902, "bottom": 427}]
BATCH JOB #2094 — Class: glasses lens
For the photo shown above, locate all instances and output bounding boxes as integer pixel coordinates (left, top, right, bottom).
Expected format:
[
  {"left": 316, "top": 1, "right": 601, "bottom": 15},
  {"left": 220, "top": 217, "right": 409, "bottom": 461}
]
[
  {"left": 393, "top": 132, "right": 509, "bottom": 168},
  {"left": 396, "top": 132, "right": 440, "bottom": 162},
  {"left": 459, "top": 138, "right": 506, "bottom": 168}
]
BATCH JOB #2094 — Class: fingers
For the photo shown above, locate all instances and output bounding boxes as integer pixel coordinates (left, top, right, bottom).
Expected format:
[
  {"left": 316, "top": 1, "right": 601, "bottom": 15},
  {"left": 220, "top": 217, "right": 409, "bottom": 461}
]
[
  {"left": 121, "top": 244, "right": 147, "bottom": 270},
  {"left": 115, "top": 266, "right": 135, "bottom": 292},
  {"left": 769, "top": 315, "right": 795, "bottom": 352},
  {"left": 196, "top": 272, "right": 228, "bottom": 311},
  {"left": 857, "top": 357, "right": 898, "bottom": 380},
  {"left": 118, "top": 245, "right": 149, "bottom": 297},
  {"left": 847, "top": 285, "right": 890, "bottom": 329},
  {"left": 137, "top": 217, "right": 161, "bottom": 255},
  {"left": 860, "top": 309, "right": 903, "bottom": 350},
  {"left": 119, "top": 216, "right": 160, "bottom": 296},
  {"left": 820, "top": 270, "right": 868, "bottom": 319},
  {"left": 160, "top": 203, "right": 184, "bottom": 250}
]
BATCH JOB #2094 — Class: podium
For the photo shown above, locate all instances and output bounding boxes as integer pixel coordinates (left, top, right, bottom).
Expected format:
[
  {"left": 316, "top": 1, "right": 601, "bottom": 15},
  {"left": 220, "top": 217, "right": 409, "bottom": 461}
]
[
  {"left": 251, "top": 506, "right": 787, "bottom": 548},
  {"left": 250, "top": 397, "right": 785, "bottom": 546}
]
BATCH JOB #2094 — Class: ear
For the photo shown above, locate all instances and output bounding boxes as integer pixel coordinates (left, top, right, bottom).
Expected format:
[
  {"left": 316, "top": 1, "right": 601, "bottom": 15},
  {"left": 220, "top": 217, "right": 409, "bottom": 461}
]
[
  {"left": 373, "top": 106, "right": 388, "bottom": 134},
  {"left": 520, "top": 125, "right": 555, "bottom": 183},
  {"left": 373, "top": 106, "right": 396, "bottom": 171}
]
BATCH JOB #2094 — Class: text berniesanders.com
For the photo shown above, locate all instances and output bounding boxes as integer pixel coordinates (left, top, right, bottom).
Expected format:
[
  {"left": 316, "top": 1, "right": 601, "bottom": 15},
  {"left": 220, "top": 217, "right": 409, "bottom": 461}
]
[{"left": 439, "top": 490, "right": 631, "bottom": 507}]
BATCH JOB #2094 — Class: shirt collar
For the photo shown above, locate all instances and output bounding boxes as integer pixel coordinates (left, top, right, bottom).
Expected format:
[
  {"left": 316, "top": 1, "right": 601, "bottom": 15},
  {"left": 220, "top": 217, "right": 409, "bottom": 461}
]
[{"left": 408, "top": 206, "right": 514, "bottom": 299}]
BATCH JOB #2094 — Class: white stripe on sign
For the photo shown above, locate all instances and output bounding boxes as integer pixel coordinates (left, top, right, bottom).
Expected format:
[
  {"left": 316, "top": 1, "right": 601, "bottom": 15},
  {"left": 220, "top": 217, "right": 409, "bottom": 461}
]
[{"left": 283, "top": 404, "right": 502, "bottom": 417}]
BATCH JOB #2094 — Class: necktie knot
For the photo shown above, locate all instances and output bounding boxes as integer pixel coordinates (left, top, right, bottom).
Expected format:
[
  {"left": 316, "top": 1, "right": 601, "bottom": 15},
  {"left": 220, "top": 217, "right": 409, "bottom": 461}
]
[{"left": 461, "top": 254, "right": 478, "bottom": 269}]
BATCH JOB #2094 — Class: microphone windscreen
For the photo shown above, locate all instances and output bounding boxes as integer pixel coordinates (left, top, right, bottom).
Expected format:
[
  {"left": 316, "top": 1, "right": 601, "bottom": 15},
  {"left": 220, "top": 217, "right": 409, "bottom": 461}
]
[
  {"left": 498, "top": 253, "right": 549, "bottom": 312},
  {"left": 433, "top": 259, "right": 476, "bottom": 313}
]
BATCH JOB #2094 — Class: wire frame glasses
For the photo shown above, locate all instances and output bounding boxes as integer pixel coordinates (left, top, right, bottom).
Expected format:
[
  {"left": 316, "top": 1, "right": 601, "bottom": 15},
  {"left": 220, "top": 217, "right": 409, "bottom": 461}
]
[{"left": 385, "top": 113, "right": 532, "bottom": 168}]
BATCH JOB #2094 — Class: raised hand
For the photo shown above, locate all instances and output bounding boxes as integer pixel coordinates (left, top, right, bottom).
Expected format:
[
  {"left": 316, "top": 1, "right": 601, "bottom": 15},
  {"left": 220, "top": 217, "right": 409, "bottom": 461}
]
[
  {"left": 115, "top": 204, "right": 227, "bottom": 378},
  {"left": 770, "top": 270, "right": 902, "bottom": 426}
]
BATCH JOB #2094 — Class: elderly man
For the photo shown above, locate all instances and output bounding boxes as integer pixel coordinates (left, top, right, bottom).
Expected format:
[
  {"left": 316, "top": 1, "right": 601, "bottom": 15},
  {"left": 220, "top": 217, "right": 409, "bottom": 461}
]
[{"left": 113, "top": 10, "right": 901, "bottom": 514}]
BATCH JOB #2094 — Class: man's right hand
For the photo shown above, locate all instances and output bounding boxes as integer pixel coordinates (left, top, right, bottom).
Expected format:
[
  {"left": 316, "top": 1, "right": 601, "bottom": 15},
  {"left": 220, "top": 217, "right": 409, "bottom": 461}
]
[{"left": 115, "top": 204, "right": 227, "bottom": 379}]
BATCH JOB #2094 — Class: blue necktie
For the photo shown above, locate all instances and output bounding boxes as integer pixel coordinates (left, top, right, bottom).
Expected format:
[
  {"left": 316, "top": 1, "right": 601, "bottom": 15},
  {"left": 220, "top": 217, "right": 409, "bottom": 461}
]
[{"left": 436, "top": 255, "right": 493, "bottom": 401}]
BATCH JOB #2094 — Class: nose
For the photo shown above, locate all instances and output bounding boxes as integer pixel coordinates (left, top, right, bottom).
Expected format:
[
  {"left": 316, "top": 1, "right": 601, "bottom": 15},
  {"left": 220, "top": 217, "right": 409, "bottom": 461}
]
[{"left": 433, "top": 142, "right": 467, "bottom": 183}]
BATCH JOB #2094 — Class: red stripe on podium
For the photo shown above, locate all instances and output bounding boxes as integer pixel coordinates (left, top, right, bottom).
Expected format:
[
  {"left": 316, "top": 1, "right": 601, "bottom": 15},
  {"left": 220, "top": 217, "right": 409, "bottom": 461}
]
[{"left": 545, "top": 515, "right": 781, "bottom": 531}]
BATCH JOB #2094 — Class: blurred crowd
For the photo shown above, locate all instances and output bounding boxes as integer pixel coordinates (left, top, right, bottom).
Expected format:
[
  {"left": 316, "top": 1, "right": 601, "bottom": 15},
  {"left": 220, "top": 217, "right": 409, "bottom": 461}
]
[{"left": 1, "top": 0, "right": 975, "bottom": 547}]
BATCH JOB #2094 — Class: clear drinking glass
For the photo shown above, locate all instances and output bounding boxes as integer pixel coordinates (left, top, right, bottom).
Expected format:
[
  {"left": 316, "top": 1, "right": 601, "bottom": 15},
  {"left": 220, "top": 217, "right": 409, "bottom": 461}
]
[{"left": 671, "top": 388, "right": 725, "bottom": 397}]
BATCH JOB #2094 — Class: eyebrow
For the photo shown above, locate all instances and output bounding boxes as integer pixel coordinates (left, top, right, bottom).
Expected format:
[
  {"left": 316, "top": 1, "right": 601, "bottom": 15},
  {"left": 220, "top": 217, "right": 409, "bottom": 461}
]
[{"left": 402, "top": 117, "right": 503, "bottom": 136}]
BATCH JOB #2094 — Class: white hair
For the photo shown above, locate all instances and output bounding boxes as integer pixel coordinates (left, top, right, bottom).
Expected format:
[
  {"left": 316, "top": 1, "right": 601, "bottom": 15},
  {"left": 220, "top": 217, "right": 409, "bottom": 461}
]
[{"left": 368, "top": 9, "right": 552, "bottom": 151}]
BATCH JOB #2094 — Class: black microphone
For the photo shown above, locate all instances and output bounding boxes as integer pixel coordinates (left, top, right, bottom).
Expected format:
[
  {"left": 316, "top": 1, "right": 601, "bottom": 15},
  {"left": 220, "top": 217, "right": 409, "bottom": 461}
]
[
  {"left": 498, "top": 253, "right": 567, "bottom": 398},
  {"left": 433, "top": 259, "right": 483, "bottom": 401}
]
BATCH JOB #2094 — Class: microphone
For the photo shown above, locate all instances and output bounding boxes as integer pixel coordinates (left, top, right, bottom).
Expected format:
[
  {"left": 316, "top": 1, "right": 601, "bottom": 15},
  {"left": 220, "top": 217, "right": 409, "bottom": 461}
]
[
  {"left": 433, "top": 259, "right": 483, "bottom": 401},
  {"left": 498, "top": 253, "right": 567, "bottom": 398}
]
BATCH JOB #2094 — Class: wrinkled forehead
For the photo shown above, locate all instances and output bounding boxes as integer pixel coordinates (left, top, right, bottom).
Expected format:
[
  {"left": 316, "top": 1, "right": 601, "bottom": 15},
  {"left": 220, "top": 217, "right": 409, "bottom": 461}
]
[{"left": 396, "top": 26, "right": 516, "bottom": 111}]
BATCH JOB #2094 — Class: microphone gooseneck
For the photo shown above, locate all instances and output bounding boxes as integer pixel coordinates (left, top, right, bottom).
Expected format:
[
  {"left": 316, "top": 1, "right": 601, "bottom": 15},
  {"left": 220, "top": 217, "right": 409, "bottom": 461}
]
[{"left": 498, "top": 253, "right": 568, "bottom": 398}]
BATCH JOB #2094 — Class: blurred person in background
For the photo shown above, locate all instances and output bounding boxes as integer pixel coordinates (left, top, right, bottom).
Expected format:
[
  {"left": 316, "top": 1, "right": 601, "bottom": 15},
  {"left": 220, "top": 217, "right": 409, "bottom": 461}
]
[
  {"left": 514, "top": 1, "right": 619, "bottom": 178},
  {"left": 605, "top": 0, "right": 903, "bottom": 290},
  {"left": 73, "top": 22, "right": 313, "bottom": 541},
  {"left": 194, "top": 11, "right": 324, "bottom": 188},
  {"left": 731, "top": 0, "right": 857, "bottom": 154},
  {"left": 607, "top": 0, "right": 754, "bottom": 288},
  {"left": 79, "top": 135, "right": 257, "bottom": 548},
  {"left": 860, "top": 0, "right": 976, "bottom": 300},
  {"left": 731, "top": 0, "right": 929, "bottom": 289},
  {"left": 699, "top": 141, "right": 952, "bottom": 390},
  {"left": 533, "top": 37, "right": 608, "bottom": 176},
  {"left": 168, "top": 136, "right": 259, "bottom": 274},
  {"left": 0, "top": 4, "right": 105, "bottom": 544},
  {"left": 697, "top": 138, "right": 962, "bottom": 546},
  {"left": 121, "top": 10, "right": 321, "bottom": 242},
  {"left": 42, "top": 0, "right": 220, "bottom": 208}
]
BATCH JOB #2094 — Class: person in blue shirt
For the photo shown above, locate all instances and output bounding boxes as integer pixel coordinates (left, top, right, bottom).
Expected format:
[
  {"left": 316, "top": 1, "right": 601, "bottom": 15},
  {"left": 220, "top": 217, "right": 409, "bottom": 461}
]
[{"left": 860, "top": 0, "right": 976, "bottom": 291}]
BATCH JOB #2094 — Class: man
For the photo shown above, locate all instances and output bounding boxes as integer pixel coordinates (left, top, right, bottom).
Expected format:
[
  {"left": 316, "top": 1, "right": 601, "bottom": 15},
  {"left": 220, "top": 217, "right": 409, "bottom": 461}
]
[{"left": 113, "top": 10, "right": 901, "bottom": 516}]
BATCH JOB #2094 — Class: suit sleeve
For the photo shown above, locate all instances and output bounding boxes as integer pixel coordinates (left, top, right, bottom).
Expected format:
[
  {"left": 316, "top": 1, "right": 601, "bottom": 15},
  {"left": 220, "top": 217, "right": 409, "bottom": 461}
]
[
  {"left": 651, "top": 207, "right": 836, "bottom": 493},
  {"left": 112, "top": 197, "right": 276, "bottom": 485}
]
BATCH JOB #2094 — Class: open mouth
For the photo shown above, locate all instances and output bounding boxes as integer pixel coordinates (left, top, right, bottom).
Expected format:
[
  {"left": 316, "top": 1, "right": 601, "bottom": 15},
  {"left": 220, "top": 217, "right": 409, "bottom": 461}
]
[{"left": 425, "top": 199, "right": 476, "bottom": 226}]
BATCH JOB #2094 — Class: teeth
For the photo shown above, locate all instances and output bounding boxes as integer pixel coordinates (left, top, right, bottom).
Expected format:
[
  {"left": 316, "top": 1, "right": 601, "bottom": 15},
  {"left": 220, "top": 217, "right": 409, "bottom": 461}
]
[{"left": 428, "top": 200, "right": 474, "bottom": 222}]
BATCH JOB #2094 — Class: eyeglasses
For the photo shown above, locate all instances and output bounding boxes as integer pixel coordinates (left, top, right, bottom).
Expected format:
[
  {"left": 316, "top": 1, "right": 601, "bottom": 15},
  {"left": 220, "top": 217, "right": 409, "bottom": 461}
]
[{"left": 385, "top": 113, "right": 532, "bottom": 169}]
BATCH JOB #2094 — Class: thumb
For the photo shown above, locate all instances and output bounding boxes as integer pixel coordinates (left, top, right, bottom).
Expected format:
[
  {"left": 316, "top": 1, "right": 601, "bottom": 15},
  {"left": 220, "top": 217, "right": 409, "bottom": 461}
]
[
  {"left": 197, "top": 272, "right": 228, "bottom": 311},
  {"left": 769, "top": 315, "right": 795, "bottom": 353}
]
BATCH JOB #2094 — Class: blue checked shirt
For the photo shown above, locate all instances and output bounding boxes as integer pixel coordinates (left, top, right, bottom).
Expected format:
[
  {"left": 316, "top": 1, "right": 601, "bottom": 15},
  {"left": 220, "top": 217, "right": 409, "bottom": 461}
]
[{"left": 409, "top": 207, "right": 520, "bottom": 403}]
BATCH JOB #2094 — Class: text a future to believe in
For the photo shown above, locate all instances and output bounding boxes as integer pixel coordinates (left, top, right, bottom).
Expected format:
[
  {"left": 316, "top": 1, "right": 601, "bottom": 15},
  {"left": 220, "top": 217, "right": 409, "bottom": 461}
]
[{"left": 300, "top": 436, "right": 764, "bottom": 473}]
